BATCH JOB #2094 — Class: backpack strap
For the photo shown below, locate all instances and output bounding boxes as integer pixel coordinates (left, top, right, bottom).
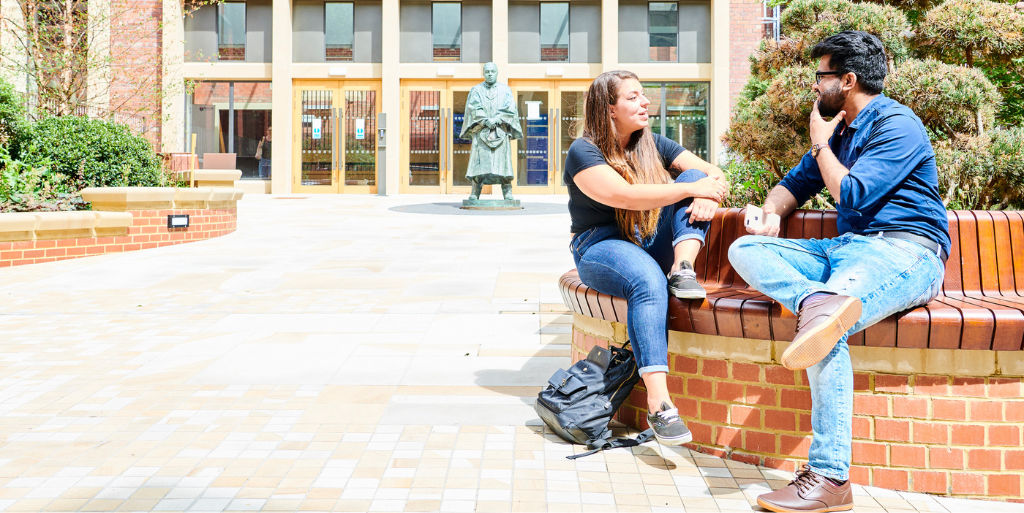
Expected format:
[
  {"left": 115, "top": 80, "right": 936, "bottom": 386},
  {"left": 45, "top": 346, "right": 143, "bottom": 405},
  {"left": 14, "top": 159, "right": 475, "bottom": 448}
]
[{"left": 566, "top": 429, "right": 656, "bottom": 460}]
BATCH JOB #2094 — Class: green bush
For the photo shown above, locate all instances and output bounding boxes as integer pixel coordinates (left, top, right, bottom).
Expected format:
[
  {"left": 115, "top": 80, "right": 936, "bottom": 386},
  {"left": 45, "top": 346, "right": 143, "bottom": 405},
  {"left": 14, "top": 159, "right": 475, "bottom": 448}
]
[
  {"left": 18, "top": 116, "right": 165, "bottom": 190},
  {"left": 0, "top": 79, "right": 27, "bottom": 154},
  {"left": 0, "top": 146, "right": 84, "bottom": 213}
]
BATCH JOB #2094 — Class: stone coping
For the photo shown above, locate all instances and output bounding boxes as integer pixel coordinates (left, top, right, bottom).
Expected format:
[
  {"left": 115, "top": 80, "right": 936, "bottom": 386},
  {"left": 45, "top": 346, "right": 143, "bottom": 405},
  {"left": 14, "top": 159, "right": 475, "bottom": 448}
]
[
  {"left": 80, "top": 187, "right": 243, "bottom": 212},
  {"left": 575, "top": 314, "right": 1024, "bottom": 378},
  {"left": 0, "top": 211, "right": 134, "bottom": 241}
]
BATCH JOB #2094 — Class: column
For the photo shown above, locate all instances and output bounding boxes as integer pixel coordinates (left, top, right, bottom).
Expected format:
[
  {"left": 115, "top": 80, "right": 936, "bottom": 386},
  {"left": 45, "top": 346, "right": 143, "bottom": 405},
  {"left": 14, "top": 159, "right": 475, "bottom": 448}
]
[
  {"left": 271, "top": 0, "right": 294, "bottom": 193},
  {"left": 161, "top": 0, "right": 185, "bottom": 152},
  {"left": 710, "top": 0, "right": 730, "bottom": 165},
  {"left": 492, "top": 0, "right": 508, "bottom": 77},
  {"left": 601, "top": 0, "right": 618, "bottom": 72},
  {"left": 382, "top": 0, "right": 400, "bottom": 194}
]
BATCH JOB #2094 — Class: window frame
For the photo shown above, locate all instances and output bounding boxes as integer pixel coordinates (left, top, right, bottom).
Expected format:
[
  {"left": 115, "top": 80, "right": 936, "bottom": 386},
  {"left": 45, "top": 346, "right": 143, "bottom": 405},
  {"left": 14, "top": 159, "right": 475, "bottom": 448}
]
[
  {"left": 325, "top": 1, "right": 356, "bottom": 62},
  {"left": 647, "top": 1, "right": 678, "bottom": 63},
  {"left": 539, "top": 2, "right": 570, "bottom": 63},
  {"left": 431, "top": 2, "right": 462, "bottom": 62},
  {"left": 217, "top": 1, "right": 247, "bottom": 61}
]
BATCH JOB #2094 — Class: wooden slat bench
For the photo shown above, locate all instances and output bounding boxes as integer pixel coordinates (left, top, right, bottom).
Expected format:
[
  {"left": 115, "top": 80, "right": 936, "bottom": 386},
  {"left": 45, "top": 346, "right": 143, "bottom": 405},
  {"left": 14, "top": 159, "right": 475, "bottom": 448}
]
[
  {"left": 560, "top": 209, "right": 1024, "bottom": 351},
  {"left": 559, "top": 209, "right": 1024, "bottom": 500}
]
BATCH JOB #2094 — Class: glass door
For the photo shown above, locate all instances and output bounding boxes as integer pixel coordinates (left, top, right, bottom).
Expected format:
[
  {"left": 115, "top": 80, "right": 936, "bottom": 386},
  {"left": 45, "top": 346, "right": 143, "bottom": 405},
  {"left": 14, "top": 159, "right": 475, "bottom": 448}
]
[
  {"left": 510, "top": 81, "right": 587, "bottom": 195},
  {"left": 400, "top": 81, "right": 481, "bottom": 194},
  {"left": 292, "top": 80, "right": 381, "bottom": 194},
  {"left": 294, "top": 83, "right": 339, "bottom": 193}
]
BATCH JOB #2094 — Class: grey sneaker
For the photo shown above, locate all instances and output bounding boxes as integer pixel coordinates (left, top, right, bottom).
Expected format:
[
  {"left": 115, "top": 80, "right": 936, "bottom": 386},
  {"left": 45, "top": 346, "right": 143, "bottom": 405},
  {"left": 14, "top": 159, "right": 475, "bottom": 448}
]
[
  {"left": 668, "top": 261, "right": 706, "bottom": 299},
  {"left": 646, "top": 402, "right": 692, "bottom": 446}
]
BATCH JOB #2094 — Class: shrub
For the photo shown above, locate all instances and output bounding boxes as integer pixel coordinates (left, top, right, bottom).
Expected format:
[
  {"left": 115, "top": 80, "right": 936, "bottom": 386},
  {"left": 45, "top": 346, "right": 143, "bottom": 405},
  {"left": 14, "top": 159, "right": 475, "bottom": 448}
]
[
  {"left": 0, "top": 79, "right": 27, "bottom": 154},
  {"left": 18, "top": 116, "right": 165, "bottom": 190},
  {"left": 0, "top": 146, "right": 84, "bottom": 213}
]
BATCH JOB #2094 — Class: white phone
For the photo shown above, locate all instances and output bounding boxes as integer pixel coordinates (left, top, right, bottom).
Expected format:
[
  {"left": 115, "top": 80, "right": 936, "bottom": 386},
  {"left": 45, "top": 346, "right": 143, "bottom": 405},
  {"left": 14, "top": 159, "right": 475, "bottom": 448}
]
[{"left": 745, "top": 204, "right": 781, "bottom": 236}]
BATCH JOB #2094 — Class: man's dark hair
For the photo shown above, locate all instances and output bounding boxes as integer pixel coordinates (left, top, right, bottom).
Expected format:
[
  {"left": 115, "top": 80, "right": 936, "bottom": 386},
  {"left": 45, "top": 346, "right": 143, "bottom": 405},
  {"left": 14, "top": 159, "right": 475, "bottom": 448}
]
[{"left": 810, "top": 31, "right": 887, "bottom": 95}]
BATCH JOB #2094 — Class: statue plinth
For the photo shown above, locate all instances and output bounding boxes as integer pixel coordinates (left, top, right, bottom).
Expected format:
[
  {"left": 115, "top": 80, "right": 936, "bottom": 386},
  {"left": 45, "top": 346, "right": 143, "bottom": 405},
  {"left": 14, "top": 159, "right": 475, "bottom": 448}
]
[{"left": 460, "top": 198, "right": 523, "bottom": 210}]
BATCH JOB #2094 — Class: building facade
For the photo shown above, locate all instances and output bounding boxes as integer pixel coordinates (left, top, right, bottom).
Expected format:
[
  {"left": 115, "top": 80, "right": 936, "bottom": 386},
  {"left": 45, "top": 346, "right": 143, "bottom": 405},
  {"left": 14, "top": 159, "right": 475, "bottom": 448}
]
[{"left": 160, "top": 0, "right": 767, "bottom": 195}]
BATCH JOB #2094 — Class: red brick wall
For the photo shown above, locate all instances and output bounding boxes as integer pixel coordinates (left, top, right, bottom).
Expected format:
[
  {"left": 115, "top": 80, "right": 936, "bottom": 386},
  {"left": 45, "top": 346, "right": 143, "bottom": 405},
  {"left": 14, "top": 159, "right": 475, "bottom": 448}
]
[
  {"left": 729, "top": 0, "right": 765, "bottom": 113},
  {"left": 572, "top": 329, "right": 1024, "bottom": 502},
  {"left": 0, "top": 208, "right": 237, "bottom": 268},
  {"left": 109, "top": 0, "right": 165, "bottom": 149}
]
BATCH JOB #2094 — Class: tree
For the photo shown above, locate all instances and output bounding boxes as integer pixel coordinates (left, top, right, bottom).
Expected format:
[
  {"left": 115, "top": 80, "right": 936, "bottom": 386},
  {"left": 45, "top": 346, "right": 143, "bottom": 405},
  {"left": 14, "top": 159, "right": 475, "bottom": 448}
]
[
  {"left": 0, "top": 0, "right": 217, "bottom": 144},
  {"left": 723, "top": 0, "right": 1024, "bottom": 210}
]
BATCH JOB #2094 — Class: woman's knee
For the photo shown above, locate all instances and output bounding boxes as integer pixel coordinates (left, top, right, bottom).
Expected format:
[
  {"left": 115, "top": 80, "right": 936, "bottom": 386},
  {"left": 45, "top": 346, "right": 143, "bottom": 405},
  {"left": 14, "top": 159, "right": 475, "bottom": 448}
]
[{"left": 674, "top": 168, "right": 708, "bottom": 184}]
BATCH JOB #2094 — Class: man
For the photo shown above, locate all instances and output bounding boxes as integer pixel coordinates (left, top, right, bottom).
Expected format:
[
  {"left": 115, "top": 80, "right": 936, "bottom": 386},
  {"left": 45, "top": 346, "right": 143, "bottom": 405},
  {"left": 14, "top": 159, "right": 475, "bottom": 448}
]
[
  {"left": 728, "top": 31, "right": 949, "bottom": 512},
  {"left": 461, "top": 62, "right": 523, "bottom": 201}
]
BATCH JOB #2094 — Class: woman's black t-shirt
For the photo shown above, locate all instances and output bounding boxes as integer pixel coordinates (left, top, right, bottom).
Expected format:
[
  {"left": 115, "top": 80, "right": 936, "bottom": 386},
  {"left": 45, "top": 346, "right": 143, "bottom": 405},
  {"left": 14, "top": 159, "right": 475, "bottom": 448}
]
[{"left": 563, "top": 134, "right": 687, "bottom": 233}]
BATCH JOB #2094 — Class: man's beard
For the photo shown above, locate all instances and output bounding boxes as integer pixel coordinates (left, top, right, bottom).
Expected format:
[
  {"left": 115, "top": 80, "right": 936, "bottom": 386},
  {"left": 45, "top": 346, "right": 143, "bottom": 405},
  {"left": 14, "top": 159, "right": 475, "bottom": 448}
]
[{"left": 817, "top": 81, "right": 846, "bottom": 118}]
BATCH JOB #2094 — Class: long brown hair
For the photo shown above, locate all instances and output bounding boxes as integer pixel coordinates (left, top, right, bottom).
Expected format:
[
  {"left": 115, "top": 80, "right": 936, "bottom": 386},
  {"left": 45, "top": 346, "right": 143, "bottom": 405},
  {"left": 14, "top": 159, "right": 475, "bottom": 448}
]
[{"left": 582, "top": 70, "right": 670, "bottom": 246}]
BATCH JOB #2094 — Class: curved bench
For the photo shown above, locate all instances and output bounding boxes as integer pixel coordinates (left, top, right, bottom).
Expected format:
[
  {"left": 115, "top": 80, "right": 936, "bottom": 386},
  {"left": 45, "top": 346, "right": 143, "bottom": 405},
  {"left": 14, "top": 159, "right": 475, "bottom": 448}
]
[{"left": 560, "top": 209, "right": 1024, "bottom": 501}]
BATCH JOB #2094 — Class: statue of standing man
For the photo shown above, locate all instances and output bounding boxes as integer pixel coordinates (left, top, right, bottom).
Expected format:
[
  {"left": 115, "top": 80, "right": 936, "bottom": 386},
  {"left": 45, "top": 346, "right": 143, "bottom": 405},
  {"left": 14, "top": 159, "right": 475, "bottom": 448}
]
[{"left": 461, "top": 62, "right": 524, "bottom": 203}]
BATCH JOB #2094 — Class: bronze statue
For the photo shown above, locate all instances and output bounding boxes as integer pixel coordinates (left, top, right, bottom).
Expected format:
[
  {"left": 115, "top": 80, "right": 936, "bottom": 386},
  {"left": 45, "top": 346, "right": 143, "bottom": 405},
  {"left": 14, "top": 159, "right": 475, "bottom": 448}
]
[{"left": 461, "top": 62, "right": 524, "bottom": 202}]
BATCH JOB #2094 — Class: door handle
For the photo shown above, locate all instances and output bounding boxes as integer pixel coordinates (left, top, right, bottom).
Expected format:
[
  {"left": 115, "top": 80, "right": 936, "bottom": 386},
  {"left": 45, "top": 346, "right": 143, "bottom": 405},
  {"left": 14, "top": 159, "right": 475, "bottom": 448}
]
[{"left": 554, "top": 107, "right": 561, "bottom": 177}]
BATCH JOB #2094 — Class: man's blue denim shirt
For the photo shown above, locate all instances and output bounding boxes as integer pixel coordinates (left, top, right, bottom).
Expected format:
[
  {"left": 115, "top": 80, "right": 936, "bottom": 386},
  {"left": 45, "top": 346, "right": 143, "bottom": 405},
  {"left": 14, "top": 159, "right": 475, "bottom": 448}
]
[{"left": 779, "top": 94, "right": 951, "bottom": 258}]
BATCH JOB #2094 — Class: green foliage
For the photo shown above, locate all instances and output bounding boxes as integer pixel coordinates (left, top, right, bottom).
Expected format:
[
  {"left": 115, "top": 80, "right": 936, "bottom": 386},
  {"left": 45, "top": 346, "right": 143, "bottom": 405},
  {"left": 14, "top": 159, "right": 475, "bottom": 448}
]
[
  {"left": 0, "top": 146, "right": 85, "bottom": 213},
  {"left": 885, "top": 58, "right": 1000, "bottom": 136},
  {"left": 18, "top": 116, "right": 166, "bottom": 191},
  {"left": 0, "top": 78, "right": 26, "bottom": 154},
  {"left": 913, "top": 0, "right": 1024, "bottom": 66},
  {"left": 780, "top": 0, "right": 910, "bottom": 63},
  {"left": 723, "top": 0, "right": 1024, "bottom": 211}
]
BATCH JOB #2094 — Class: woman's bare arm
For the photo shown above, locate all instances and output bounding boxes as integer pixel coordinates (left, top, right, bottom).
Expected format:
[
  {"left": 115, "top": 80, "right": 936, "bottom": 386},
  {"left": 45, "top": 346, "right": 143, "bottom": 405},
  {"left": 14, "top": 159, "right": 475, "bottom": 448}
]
[{"left": 573, "top": 164, "right": 727, "bottom": 211}]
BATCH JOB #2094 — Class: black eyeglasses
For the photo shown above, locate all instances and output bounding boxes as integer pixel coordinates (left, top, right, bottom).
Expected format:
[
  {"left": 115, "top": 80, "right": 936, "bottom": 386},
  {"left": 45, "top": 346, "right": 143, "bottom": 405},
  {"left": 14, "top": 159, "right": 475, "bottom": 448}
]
[{"left": 815, "top": 71, "right": 844, "bottom": 84}]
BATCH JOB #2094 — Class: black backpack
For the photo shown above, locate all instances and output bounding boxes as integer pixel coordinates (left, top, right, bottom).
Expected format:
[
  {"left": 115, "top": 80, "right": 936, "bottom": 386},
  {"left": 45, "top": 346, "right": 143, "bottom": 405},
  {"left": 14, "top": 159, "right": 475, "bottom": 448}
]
[{"left": 534, "top": 344, "right": 655, "bottom": 459}]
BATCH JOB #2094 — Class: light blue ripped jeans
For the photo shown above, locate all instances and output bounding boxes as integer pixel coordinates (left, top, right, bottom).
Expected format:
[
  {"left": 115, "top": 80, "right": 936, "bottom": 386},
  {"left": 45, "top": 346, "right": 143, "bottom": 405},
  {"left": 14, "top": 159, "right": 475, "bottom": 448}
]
[
  {"left": 728, "top": 232, "right": 944, "bottom": 480},
  {"left": 570, "top": 169, "right": 711, "bottom": 375}
]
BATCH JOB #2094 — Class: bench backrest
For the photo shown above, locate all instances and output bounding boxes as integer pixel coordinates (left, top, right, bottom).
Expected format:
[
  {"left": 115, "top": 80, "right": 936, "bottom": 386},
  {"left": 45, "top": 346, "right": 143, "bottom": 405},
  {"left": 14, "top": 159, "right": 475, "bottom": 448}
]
[{"left": 695, "top": 209, "right": 1024, "bottom": 298}]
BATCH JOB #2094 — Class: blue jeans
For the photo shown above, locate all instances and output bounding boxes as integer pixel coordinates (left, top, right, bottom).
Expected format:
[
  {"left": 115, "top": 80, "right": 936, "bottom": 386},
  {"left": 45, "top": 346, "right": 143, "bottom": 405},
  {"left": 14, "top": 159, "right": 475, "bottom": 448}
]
[
  {"left": 570, "top": 169, "right": 711, "bottom": 375},
  {"left": 259, "top": 159, "right": 271, "bottom": 179},
  {"left": 728, "top": 232, "right": 945, "bottom": 480}
]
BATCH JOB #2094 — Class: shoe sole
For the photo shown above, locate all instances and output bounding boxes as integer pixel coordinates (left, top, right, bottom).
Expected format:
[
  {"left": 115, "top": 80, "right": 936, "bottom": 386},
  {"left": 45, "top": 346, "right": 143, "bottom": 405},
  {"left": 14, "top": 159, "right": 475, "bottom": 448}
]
[
  {"left": 780, "top": 297, "right": 862, "bottom": 370},
  {"left": 756, "top": 497, "right": 853, "bottom": 513},
  {"left": 669, "top": 286, "right": 706, "bottom": 299},
  {"left": 652, "top": 431, "right": 692, "bottom": 446}
]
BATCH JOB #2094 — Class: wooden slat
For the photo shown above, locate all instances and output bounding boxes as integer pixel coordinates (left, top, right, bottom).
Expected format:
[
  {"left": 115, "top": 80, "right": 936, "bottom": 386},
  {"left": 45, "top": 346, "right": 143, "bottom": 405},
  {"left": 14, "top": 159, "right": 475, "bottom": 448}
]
[
  {"left": 864, "top": 314, "right": 897, "bottom": 348},
  {"left": 935, "top": 296, "right": 994, "bottom": 350},
  {"left": 770, "top": 301, "right": 797, "bottom": 342},
  {"left": 991, "top": 212, "right": 1018, "bottom": 296},
  {"left": 1008, "top": 211, "right": 1024, "bottom": 296},
  {"left": 584, "top": 287, "right": 605, "bottom": 321},
  {"left": 924, "top": 300, "right": 965, "bottom": 350},
  {"left": 896, "top": 307, "right": 931, "bottom": 349},
  {"left": 740, "top": 295, "right": 774, "bottom": 340},
  {"left": 974, "top": 211, "right": 1001, "bottom": 295},
  {"left": 572, "top": 281, "right": 593, "bottom": 318},
  {"left": 611, "top": 296, "right": 629, "bottom": 325},
  {"left": 943, "top": 211, "right": 964, "bottom": 295},
  {"left": 693, "top": 209, "right": 725, "bottom": 283},
  {"left": 803, "top": 209, "right": 823, "bottom": 240},
  {"left": 786, "top": 210, "right": 806, "bottom": 240},
  {"left": 688, "top": 298, "right": 718, "bottom": 336},
  {"left": 848, "top": 329, "right": 866, "bottom": 346},
  {"left": 597, "top": 292, "right": 620, "bottom": 323},
  {"left": 667, "top": 297, "right": 694, "bottom": 333},
  {"left": 956, "top": 211, "right": 982, "bottom": 296},
  {"left": 710, "top": 289, "right": 749, "bottom": 338},
  {"left": 945, "top": 295, "right": 1024, "bottom": 351},
  {"left": 715, "top": 209, "right": 744, "bottom": 288},
  {"left": 822, "top": 211, "right": 841, "bottom": 239}
]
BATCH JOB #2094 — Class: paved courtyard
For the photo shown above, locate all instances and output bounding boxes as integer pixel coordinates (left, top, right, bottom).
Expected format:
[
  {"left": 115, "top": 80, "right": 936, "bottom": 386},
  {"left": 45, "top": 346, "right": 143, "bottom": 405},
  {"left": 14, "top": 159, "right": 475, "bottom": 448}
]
[{"left": 0, "top": 194, "right": 1019, "bottom": 513}]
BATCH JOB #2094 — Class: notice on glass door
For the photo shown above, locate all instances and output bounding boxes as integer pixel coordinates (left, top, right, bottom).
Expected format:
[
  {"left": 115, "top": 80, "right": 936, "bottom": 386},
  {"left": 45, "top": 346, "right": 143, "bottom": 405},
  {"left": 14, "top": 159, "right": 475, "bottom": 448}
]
[
  {"left": 525, "top": 101, "right": 542, "bottom": 121},
  {"left": 356, "top": 118, "right": 365, "bottom": 139},
  {"left": 312, "top": 118, "right": 322, "bottom": 139}
]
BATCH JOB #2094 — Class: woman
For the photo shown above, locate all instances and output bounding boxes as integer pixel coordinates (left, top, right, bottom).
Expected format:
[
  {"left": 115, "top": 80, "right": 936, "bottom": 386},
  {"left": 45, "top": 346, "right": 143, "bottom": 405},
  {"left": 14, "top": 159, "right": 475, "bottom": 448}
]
[
  {"left": 565, "top": 70, "right": 729, "bottom": 445},
  {"left": 256, "top": 127, "right": 272, "bottom": 179}
]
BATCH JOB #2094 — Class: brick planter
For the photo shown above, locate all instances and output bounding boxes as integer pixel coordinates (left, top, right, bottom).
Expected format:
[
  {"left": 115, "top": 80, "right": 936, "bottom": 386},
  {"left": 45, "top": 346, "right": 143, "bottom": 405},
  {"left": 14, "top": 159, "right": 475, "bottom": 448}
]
[
  {"left": 570, "top": 315, "right": 1024, "bottom": 502},
  {"left": 0, "top": 187, "right": 242, "bottom": 268}
]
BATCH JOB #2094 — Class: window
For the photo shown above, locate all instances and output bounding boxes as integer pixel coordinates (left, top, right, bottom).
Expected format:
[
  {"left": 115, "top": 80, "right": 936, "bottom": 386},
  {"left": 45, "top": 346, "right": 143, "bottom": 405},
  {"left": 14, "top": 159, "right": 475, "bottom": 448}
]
[
  {"left": 432, "top": 2, "right": 461, "bottom": 61},
  {"left": 540, "top": 3, "right": 569, "bottom": 62},
  {"left": 218, "top": 2, "right": 246, "bottom": 61},
  {"left": 642, "top": 82, "right": 709, "bottom": 160},
  {"left": 648, "top": 2, "right": 677, "bottom": 62},
  {"left": 326, "top": 2, "right": 354, "bottom": 61},
  {"left": 187, "top": 81, "right": 273, "bottom": 180}
]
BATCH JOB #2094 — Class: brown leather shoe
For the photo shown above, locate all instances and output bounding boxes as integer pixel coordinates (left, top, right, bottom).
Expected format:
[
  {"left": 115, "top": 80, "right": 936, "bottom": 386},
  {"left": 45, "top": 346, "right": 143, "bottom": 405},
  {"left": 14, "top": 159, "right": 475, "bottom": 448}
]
[
  {"left": 757, "top": 465, "right": 853, "bottom": 512},
  {"left": 780, "top": 294, "right": 862, "bottom": 370}
]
